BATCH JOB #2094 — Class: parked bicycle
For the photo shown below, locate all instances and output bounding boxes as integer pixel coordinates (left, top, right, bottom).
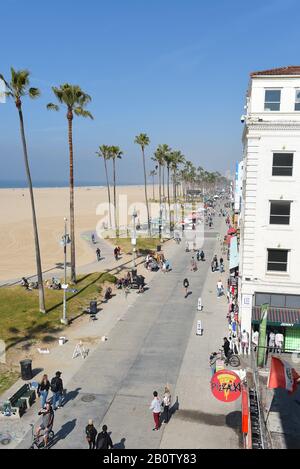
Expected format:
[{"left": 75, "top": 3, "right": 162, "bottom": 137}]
[
  {"left": 216, "top": 349, "right": 240, "bottom": 368},
  {"left": 29, "top": 423, "right": 54, "bottom": 449}
]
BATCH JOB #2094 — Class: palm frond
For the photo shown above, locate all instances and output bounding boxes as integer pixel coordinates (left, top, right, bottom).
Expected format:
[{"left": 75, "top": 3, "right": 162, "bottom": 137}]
[
  {"left": 46, "top": 103, "right": 60, "bottom": 111},
  {"left": 29, "top": 87, "right": 40, "bottom": 99},
  {"left": 74, "top": 107, "right": 93, "bottom": 119}
]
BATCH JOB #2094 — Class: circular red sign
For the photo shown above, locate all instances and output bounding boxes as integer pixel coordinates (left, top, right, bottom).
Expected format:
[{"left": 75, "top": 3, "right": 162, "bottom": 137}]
[{"left": 211, "top": 370, "right": 242, "bottom": 402}]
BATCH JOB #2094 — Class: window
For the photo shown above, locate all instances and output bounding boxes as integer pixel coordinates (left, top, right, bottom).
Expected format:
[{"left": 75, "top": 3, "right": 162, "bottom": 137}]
[
  {"left": 270, "top": 201, "right": 291, "bottom": 225},
  {"left": 255, "top": 293, "right": 300, "bottom": 308},
  {"left": 272, "top": 153, "right": 293, "bottom": 176},
  {"left": 264, "top": 89, "right": 281, "bottom": 111},
  {"left": 295, "top": 90, "right": 300, "bottom": 111},
  {"left": 267, "top": 249, "right": 288, "bottom": 272}
]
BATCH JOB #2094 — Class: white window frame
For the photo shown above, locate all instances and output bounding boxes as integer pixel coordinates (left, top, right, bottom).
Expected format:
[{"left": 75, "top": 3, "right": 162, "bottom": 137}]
[
  {"left": 264, "top": 88, "right": 281, "bottom": 111},
  {"left": 269, "top": 200, "right": 291, "bottom": 226},
  {"left": 266, "top": 249, "right": 289, "bottom": 274},
  {"left": 295, "top": 89, "right": 300, "bottom": 111}
]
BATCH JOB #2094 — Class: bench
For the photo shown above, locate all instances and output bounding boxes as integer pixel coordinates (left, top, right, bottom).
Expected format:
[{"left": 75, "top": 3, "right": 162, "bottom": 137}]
[{"left": 2, "top": 384, "right": 36, "bottom": 418}]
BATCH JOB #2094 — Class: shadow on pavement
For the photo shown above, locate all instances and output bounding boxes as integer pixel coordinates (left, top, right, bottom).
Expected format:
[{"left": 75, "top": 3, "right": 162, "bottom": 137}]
[
  {"left": 51, "top": 419, "right": 77, "bottom": 447},
  {"left": 63, "top": 387, "right": 82, "bottom": 406},
  {"left": 113, "top": 437, "right": 126, "bottom": 449}
]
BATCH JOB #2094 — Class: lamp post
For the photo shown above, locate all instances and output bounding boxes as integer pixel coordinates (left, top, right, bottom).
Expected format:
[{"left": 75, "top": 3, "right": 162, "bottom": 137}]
[
  {"left": 61, "top": 217, "right": 71, "bottom": 325},
  {"left": 132, "top": 208, "right": 137, "bottom": 269}
]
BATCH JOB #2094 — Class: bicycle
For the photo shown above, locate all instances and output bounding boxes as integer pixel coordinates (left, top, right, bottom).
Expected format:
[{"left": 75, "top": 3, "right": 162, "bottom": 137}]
[
  {"left": 29, "top": 424, "right": 54, "bottom": 449},
  {"left": 217, "top": 349, "right": 240, "bottom": 368}
]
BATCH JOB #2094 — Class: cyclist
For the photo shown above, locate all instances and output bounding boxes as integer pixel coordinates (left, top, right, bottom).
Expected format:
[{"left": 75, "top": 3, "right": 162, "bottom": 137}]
[{"left": 36, "top": 402, "right": 54, "bottom": 447}]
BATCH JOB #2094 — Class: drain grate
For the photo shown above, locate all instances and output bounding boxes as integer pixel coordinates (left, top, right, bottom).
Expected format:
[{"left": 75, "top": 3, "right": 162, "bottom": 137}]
[
  {"left": 0, "top": 434, "right": 12, "bottom": 446},
  {"left": 81, "top": 394, "right": 96, "bottom": 403}
]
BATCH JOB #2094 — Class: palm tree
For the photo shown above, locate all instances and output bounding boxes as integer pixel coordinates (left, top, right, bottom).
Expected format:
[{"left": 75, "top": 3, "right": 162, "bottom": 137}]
[
  {"left": 134, "top": 133, "right": 151, "bottom": 236},
  {"left": 47, "top": 84, "right": 93, "bottom": 283},
  {"left": 109, "top": 145, "right": 123, "bottom": 238},
  {"left": 96, "top": 145, "right": 112, "bottom": 228},
  {"left": 149, "top": 169, "right": 157, "bottom": 200},
  {"left": 170, "top": 151, "right": 185, "bottom": 203},
  {"left": 1, "top": 68, "right": 46, "bottom": 313},
  {"left": 162, "top": 149, "right": 174, "bottom": 234}
]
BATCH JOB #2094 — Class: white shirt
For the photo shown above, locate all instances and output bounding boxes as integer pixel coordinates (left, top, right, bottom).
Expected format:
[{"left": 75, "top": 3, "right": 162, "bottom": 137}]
[
  {"left": 163, "top": 393, "right": 171, "bottom": 406},
  {"left": 149, "top": 397, "right": 161, "bottom": 413},
  {"left": 275, "top": 333, "right": 284, "bottom": 346},
  {"left": 217, "top": 281, "right": 223, "bottom": 289},
  {"left": 241, "top": 331, "right": 249, "bottom": 343},
  {"left": 252, "top": 331, "right": 259, "bottom": 346}
]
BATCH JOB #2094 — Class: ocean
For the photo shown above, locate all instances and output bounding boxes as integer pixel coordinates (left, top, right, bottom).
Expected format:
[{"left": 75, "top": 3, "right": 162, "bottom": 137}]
[{"left": 0, "top": 181, "right": 143, "bottom": 189}]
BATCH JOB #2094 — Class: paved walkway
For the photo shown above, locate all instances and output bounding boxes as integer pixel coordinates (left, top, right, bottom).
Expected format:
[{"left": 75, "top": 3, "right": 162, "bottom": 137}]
[{"left": 1, "top": 214, "right": 241, "bottom": 450}]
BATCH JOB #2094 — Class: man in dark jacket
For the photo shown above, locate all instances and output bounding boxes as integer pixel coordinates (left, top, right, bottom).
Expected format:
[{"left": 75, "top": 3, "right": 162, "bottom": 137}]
[
  {"left": 96, "top": 425, "right": 113, "bottom": 449},
  {"left": 222, "top": 337, "right": 230, "bottom": 359},
  {"left": 85, "top": 419, "right": 97, "bottom": 449},
  {"left": 51, "top": 371, "right": 64, "bottom": 410}
]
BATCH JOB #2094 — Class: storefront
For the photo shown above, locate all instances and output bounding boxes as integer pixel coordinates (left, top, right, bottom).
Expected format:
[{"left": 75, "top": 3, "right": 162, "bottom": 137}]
[{"left": 252, "top": 306, "right": 300, "bottom": 352}]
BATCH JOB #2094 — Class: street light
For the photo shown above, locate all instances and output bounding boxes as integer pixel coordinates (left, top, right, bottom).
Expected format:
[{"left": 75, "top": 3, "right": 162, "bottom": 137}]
[
  {"left": 131, "top": 208, "right": 138, "bottom": 268},
  {"left": 61, "top": 217, "right": 71, "bottom": 325}
]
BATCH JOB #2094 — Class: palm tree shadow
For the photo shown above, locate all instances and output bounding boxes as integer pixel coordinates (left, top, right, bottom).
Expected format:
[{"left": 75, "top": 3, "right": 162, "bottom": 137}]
[{"left": 113, "top": 437, "right": 126, "bottom": 449}]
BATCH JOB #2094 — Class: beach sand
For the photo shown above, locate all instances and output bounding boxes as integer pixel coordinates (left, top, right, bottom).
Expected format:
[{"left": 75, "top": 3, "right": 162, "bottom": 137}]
[{"left": 0, "top": 185, "right": 159, "bottom": 282}]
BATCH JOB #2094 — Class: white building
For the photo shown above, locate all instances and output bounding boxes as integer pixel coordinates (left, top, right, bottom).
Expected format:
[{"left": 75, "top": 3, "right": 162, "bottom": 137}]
[
  {"left": 239, "top": 66, "right": 300, "bottom": 352},
  {"left": 234, "top": 161, "right": 244, "bottom": 221}
]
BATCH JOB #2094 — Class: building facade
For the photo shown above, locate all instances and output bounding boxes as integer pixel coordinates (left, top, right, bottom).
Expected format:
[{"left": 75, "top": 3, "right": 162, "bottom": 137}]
[{"left": 239, "top": 66, "right": 300, "bottom": 351}]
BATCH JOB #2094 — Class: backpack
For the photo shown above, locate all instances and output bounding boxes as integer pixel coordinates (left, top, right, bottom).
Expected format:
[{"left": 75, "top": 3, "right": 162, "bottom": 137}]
[{"left": 50, "top": 377, "right": 59, "bottom": 393}]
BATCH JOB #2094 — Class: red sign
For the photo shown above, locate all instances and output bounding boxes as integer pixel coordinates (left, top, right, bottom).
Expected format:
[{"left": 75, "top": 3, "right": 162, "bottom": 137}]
[{"left": 211, "top": 370, "right": 242, "bottom": 402}]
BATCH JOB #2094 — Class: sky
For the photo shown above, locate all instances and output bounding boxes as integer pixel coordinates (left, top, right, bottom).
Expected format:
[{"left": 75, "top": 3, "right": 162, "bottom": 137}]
[{"left": 0, "top": 0, "right": 299, "bottom": 185}]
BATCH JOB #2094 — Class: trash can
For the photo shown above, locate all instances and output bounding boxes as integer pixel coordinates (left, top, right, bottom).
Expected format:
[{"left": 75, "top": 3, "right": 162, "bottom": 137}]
[
  {"left": 90, "top": 300, "right": 97, "bottom": 314},
  {"left": 157, "top": 245, "right": 161, "bottom": 252},
  {"left": 20, "top": 359, "right": 33, "bottom": 381}
]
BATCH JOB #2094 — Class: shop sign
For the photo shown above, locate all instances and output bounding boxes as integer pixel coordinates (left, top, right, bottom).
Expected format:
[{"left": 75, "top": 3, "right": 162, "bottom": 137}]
[
  {"left": 211, "top": 370, "right": 242, "bottom": 402},
  {"left": 281, "top": 323, "right": 294, "bottom": 327}
]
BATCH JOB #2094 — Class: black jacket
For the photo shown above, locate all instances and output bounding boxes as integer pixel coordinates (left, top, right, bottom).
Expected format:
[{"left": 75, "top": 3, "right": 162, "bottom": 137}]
[
  {"left": 96, "top": 431, "right": 113, "bottom": 449},
  {"left": 86, "top": 425, "right": 97, "bottom": 441},
  {"left": 38, "top": 380, "right": 50, "bottom": 393},
  {"left": 51, "top": 376, "right": 63, "bottom": 393}
]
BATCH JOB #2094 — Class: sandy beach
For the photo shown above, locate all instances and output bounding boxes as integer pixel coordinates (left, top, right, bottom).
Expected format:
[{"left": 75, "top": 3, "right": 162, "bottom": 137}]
[{"left": 0, "top": 185, "right": 156, "bottom": 282}]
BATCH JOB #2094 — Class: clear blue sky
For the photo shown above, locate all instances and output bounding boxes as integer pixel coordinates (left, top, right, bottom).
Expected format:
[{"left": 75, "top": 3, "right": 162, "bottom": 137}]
[{"left": 0, "top": 0, "right": 299, "bottom": 185}]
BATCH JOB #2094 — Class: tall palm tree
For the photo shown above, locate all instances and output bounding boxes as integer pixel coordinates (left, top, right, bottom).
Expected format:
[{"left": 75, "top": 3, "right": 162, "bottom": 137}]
[
  {"left": 149, "top": 169, "right": 157, "bottom": 200},
  {"left": 1, "top": 68, "right": 46, "bottom": 313},
  {"left": 96, "top": 145, "right": 112, "bottom": 228},
  {"left": 162, "top": 149, "right": 174, "bottom": 234},
  {"left": 109, "top": 145, "right": 123, "bottom": 238},
  {"left": 134, "top": 133, "right": 151, "bottom": 236},
  {"left": 170, "top": 151, "right": 185, "bottom": 203},
  {"left": 47, "top": 84, "right": 93, "bottom": 283}
]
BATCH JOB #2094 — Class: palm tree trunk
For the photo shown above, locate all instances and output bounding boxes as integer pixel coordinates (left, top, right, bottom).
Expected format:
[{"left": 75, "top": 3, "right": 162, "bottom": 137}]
[
  {"left": 68, "top": 112, "right": 76, "bottom": 284},
  {"left": 113, "top": 158, "right": 118, "bottom": 237},
  {"left": 142, "top": 148, "right": 151, "bottom": 236},
  {"left": 18, "top": 107, "right": 46, "bottom": 313},
  {"left": 104, "top": 158, "right": 112, "bottom": 228},
  {"left": 152, "top": 175, "right": 155, "bottom": 200},
  {"left": 167, "top": 165, "right": 171, "bottom": 234},
  {"left": 162, "top": 166, "right": 165, "bottom": 199}
]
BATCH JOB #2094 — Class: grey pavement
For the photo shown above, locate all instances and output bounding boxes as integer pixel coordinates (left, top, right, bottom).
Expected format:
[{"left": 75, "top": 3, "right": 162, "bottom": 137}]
[{"left": 2, "top": 213, "right": 241, "bottom": 449}]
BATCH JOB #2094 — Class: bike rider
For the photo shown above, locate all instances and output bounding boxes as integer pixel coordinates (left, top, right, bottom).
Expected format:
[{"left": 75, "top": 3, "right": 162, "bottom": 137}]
[{"left": 36, "top": 402, "right": 54, "bottom": 447}]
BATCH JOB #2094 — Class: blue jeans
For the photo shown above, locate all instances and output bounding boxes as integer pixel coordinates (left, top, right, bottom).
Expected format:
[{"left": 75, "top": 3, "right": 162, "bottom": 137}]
[
  {"left": 52, "top": 391, "right": 63, "bottom": 409},
  {"left": 39, "top": 390, "right": 48, "bottom": 408}
]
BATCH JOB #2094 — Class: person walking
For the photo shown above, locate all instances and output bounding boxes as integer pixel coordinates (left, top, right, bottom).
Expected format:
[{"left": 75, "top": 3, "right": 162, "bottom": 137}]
[
  {"left": 149, "top": 391, "right": 161, "bottom": 431},
  {"left": 114, "top": 247, "right": 119, "bottom": 261},
  {"left": 222, "top": 337, "right": 230, "bottom": 359},
  {"left": 275, "top": 331, "right": 284, "bottom": 353},
  {"left": 50, "top": 371, "right": 64, "bottom": 410},
  {"left": 268, "top": 331, "right": 276, "bottom": 353},
  {"left": 217, "top": 279, "right": 224, "bottom": 297},
  {"left": 96, "top": 425, "right": 113, "bottom": 449},
  {"left": 36, "top": 402, "right": 54, "bottom": 448},
  {"left": 219, "top": 257, "right": 224, "bottom": 273},
  {"left": 252, "top": 329, "right": 259, "bottom": 352},
  {"left": 190, "top": 257, "right": 197, "bottom": 272},
  {"left": 162, "top": 386, "right": 171, "bottom": 424},
  {"left": 91, "top": 233, "right": 95, "bottom": 244},
  {"left": 183, "top": 278, "right": 189, "bottom": 298},
  {"left": 85, "top": 419, "right": 97, "bottom": 449},
  {"left": 96, "top": 248, "right": 101, "bottom": 262},
  {"left": 209, "top": 352, "right": 218, "bottom": 376},
  {"left": 37, "top": 374, "right": 51, "bottom": 409},
  {"left": 200, "top": 250, "right": 205, "bottom": 261},
  {"left": 241, "top": 330, "right": 249, "bottom": 355}
]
